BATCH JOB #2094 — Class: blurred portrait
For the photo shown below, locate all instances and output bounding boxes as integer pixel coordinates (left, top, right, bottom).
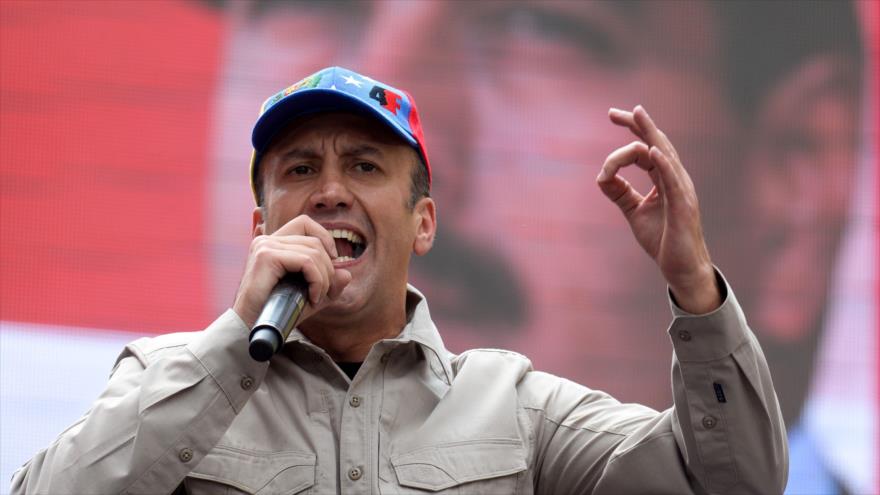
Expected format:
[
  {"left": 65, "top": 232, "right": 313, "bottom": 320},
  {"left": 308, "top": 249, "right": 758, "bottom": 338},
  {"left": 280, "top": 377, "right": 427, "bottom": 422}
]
[{"left": 0, "top": 1, "right": 874, "bottom": 492}]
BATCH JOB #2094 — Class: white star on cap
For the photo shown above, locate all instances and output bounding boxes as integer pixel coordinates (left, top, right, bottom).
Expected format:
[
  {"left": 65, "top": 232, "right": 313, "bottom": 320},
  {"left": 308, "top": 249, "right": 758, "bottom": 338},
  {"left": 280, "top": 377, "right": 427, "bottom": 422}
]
[
  {"left": 330, "top": 84, "right": 337, "bottom": 90},
  {"left": 343, "top": 75, "right": 363, "bottom": 88}
]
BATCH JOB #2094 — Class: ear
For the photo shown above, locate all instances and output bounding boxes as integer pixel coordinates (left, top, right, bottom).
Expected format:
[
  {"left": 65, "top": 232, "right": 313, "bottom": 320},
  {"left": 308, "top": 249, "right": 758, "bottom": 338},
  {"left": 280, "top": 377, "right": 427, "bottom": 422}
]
[
  {"left": 412, "top": 197, "right": 437, "bottom": 256},
  {"left": 252, "top": 207, "right": 265, "bottom": 237}
]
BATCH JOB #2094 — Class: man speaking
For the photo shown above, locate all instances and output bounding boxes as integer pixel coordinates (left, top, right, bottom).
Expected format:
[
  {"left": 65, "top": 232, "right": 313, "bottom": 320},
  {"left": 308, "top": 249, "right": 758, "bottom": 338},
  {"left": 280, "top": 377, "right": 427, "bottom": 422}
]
[{"left": 11, "top": 67, "right": 787, "bottom": 494}]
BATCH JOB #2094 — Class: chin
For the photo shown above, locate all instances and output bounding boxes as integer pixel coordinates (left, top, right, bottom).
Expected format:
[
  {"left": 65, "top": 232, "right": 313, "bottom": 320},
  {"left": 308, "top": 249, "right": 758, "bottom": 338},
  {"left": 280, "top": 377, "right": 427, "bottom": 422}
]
[{"left": 315, "top": 286, "right": 367, "bottom": 320}]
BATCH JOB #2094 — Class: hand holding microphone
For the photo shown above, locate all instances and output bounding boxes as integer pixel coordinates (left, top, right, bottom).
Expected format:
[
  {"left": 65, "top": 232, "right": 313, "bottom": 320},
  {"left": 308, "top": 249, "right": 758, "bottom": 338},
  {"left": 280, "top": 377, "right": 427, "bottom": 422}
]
[
  {"left": 232, "top": 215, "right": 352, "bottom": 361},
  {"left": 248, "top": 273, "right": 309, "bottom": 361}
]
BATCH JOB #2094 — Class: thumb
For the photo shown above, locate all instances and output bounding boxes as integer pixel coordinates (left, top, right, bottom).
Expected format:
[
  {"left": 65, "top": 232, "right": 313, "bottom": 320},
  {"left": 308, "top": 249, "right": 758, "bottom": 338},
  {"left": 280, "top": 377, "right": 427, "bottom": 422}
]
[
  {"left": 328, "top": 269, "right": 352, "bottom": 299},
  {"left": 597, "top": 173, "right": 642, "bottom": 218}
]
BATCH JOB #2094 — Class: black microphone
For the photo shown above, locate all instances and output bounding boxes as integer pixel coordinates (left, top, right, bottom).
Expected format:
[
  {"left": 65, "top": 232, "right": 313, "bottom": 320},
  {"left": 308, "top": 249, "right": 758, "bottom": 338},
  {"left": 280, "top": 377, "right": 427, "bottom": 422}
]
[{"left": 248, "top": 273, "right": 309, "bottom": 362}]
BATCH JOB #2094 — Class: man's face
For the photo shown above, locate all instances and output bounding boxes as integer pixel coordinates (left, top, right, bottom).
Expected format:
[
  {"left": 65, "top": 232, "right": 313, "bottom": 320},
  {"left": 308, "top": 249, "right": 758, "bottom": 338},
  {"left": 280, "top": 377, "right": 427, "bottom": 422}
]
[
  {"left": 737, "top": 56, "right": 859, "bottom": 423},
  {"left": 743, "top": 57, "right": 858, "bottom": 343},
  {"left": 256, "top": 112, "right": 434, "bottom": 325},
  {"left": 210, "top": 1, "right": 734, "bottom": 404}
]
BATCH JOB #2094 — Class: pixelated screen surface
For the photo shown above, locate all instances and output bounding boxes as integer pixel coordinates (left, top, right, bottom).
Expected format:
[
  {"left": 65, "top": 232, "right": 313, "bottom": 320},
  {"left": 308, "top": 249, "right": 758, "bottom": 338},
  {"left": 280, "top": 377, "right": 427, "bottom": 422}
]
[{"left": 1, "top": 1, "right": 876, "bottom": 493}]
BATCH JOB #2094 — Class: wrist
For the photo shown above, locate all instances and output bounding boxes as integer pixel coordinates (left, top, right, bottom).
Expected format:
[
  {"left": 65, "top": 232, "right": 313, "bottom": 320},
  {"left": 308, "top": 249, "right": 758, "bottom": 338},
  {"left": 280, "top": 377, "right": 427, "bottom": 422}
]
[
  {"left": 232, "top": 299, "right": 258, "bottom": 329},
  {"left": 669, "top": 265, "right": 721, "bottom": 314}
]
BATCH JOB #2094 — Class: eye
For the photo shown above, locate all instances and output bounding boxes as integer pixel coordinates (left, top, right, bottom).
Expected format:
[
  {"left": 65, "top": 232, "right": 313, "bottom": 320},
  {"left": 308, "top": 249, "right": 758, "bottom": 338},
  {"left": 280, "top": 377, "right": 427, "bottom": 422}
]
[
  {"left": 354, "top": 162, "right": 377, "bottom": 173},
  {"left": 286, "top": 165, "right": 314, "bottom": 176},
  {"left": 470, "top": 4, "right": 631, "bottom": 70}
]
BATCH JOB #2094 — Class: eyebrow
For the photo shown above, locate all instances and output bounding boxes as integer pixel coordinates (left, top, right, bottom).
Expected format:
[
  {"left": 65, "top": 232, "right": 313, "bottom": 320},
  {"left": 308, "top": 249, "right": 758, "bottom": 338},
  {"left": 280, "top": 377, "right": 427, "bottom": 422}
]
[
  {"left": 339, "top": 144, "right": 384, "bottom": 158},
  {"left": 280, "top": 148, "right": 321, "bottom": 161},
  {"left": 279, "top": 144, "right": 384, "bottom": 161}
]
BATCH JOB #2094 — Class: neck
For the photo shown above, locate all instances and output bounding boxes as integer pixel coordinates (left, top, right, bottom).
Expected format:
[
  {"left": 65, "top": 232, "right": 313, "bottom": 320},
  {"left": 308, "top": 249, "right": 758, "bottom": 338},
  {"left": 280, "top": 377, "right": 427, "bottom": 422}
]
[{"left": 298, "top": 290, "right": 409, "bottom": 362}]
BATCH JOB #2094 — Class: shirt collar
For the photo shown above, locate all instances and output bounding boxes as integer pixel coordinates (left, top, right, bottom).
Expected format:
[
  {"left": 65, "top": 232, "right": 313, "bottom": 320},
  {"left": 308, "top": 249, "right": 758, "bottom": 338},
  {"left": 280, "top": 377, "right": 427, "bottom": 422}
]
[
  {"left": 394, "top": 284, "right": 455, "bottom": 385},
  {"left": 283, "top": 285, "right": 455, "bottom": 384}
]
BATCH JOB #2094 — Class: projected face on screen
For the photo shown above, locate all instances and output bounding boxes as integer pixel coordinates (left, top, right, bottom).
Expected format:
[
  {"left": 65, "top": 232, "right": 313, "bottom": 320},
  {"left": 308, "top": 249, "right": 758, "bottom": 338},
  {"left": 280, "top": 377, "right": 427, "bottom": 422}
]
[
  {"left": 0, "top": 1, "right": 867, "bottom": 492},
  {"left": 740, "top": 56, "right": 861, "bottom": 423},
  {"left": 206, "top": 0, "right": 862, "bottom": 414}
]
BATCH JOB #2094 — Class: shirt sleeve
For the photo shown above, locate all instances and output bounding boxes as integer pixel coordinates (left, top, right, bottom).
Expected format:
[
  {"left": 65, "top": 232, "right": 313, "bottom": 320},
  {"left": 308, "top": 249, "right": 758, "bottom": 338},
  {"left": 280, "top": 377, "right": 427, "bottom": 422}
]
[
  {"left": 9, "top": 310, "right": 269, "bottom": 495},
  {"left": 530, "top": 269, "right": 788, "bottom": 495}
]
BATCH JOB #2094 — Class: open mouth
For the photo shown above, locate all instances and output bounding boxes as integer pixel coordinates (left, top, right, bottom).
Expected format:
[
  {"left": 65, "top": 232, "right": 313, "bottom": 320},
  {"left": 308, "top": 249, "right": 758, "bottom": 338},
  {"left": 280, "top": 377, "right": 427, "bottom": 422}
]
[{"left": 330, "top": 229, "right": 366, "bottom": 262}]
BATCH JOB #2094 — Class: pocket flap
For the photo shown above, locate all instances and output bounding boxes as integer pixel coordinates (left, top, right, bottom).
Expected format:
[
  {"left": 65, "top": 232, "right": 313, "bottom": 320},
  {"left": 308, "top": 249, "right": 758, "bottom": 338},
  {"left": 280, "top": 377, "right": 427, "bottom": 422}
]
[
  {"left": 391, "top": 439, "right": 527, "bottom": 491},
  {"left": 188, "top": 446, "right": 316, "bottom": 494}
]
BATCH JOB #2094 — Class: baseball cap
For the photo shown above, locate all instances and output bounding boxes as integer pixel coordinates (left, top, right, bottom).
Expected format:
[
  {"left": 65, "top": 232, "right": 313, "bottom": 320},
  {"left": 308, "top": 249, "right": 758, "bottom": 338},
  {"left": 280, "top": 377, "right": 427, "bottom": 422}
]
[{"left": 249, "top": 66, "right": 431, "bottom": 204}]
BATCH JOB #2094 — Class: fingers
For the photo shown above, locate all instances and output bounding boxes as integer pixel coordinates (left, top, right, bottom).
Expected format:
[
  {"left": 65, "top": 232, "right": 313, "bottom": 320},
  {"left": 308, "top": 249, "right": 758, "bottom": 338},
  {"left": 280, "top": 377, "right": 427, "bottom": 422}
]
[
  {"left": 251, "top": 235, "right": 335, "bottom": 305},
  {"left": 609, "top": 106, "right": 680, "bottom": 163},
  {"left": 597, "top": 174, "right": 644, "bottom": 217},
  {"left": 233, "top": 215, "right": 347, "bottom": 327},
  {"left": 648, "top": 146, "right": 682, "bottom": 198},
  {"left": 272, "top": 216, "right": 345, "bottom": 303},
  {"left": 597, "top": 141, "right": 652, "bottom": 216},
  {"left": 608, "top": 106, "right": 693, "bottom": 199},
  {"left": 597, "top": 139, "right": 688, "bottom": 218},
  {"left": 632, "top": 106, "right": 680, "bottom": 163},
  {"left": 597, "top": 141, "right": 651, "bottom": 182},
  {"left": 608, "top": 108, "right": 646, "bottom": 141},
  {"left": 602, "top": 105, "right": 713, "bottom": 296},
  {"left": 328, "top": 269, "right": 352, "bottom": 300},
  {"left": 275, "top": 215, "right": 338, "bottom": 259}
]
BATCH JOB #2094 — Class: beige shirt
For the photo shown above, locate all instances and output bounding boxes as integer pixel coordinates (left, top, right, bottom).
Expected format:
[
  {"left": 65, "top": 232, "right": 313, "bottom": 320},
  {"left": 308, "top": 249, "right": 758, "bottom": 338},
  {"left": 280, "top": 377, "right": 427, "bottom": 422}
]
[{"left": 11, "top": 275, "right": 788, "bottom": 494}]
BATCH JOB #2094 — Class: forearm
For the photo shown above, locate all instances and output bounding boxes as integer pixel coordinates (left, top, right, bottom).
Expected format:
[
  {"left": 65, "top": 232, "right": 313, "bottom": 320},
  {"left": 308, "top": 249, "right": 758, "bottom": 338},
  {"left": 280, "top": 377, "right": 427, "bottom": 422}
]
[
  {"left": 10, "top": 310, "right": 267, "bottom": 495},
  {"left": 533, "top": 271, "right": 787, "bottom": 494},
  {"left": 665, "top": 272, "right": 788, "bottom": 494}
]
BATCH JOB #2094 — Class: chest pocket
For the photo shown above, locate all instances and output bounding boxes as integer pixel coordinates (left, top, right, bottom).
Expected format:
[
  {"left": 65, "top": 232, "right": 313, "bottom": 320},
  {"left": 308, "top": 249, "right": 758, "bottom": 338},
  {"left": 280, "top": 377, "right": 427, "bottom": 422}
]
[
  {"left": 184, "top": 446, "right": 316, "bottom": 495},
  {"left": 387, "top": 439, "right": 528, "bottom": 494}
]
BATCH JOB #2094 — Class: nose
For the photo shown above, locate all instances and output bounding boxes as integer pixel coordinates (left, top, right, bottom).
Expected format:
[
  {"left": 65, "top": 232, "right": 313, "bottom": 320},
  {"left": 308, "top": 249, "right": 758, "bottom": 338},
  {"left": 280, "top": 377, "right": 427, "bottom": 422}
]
[{"left": 308, "top": 169, "right": 353, "bottom": 212}]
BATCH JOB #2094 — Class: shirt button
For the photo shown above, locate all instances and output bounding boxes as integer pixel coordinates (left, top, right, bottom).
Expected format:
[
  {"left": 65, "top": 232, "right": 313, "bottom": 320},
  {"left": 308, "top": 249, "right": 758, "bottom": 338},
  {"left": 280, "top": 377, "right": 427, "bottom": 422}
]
[
  {"left": 178, "top": 447, "right": 193, "bottom": 463},
  {"left": 702, "top": 415, "right": 718, "bottom": 429},
  {"left": 240, "top": 376, "right": 254, "bottom": 390},
  {"left": 678, "top": 330, "right": 692, "bottom": 342},
  {"left": 348, "top": 466, "right": 363, "bottom": 481},
  {"left": 349, "top": 395, "right": 362, "bottom": 408}
]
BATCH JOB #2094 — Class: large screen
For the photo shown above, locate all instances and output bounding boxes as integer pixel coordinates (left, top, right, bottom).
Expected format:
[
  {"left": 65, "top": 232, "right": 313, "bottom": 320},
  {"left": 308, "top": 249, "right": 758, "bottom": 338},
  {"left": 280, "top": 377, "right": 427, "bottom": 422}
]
[{"left": 1, "top": 1, "right": 876, "bottom": 493}]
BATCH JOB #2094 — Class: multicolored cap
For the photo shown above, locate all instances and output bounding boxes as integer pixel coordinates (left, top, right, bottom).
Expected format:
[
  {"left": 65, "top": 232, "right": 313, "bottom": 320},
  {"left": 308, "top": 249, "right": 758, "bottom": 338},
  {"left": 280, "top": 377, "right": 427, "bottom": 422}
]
[{"left": 249, "top": 66, "right": 431, "bottom": 204}]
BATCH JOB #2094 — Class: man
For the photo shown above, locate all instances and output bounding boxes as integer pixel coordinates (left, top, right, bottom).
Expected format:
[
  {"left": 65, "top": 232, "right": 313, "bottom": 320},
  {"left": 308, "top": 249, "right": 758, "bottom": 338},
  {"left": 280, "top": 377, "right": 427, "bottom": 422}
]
[{"left": 12, "top": 67, "right": 786, "bottom": 494}]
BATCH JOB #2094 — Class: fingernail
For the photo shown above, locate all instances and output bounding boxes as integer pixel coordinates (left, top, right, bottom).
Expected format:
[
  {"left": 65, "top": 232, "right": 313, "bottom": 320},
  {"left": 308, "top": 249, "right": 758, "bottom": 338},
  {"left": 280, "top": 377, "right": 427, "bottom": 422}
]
[{"left": 597, "top": 169, "right": 607, "bottom": 182}]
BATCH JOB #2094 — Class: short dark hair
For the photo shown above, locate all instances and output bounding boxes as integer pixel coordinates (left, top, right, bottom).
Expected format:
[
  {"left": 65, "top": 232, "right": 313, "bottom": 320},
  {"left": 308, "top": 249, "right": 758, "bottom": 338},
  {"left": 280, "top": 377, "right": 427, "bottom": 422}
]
[
  {"left": 407, "top": 154, "right": 431, "bottom": 209},
  {"left": 254, "top": 152, "right": 430, "bottom": 210},
  {"left": 715, "top": 0, "right": 862, "bottom": 123}
]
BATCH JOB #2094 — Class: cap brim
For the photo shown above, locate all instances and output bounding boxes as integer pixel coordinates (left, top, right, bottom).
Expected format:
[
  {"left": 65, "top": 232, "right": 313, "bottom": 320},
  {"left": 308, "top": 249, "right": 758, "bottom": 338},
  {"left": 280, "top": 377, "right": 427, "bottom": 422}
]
[{"left": 251, "top": 88, "right": 418, "bottom": 154}]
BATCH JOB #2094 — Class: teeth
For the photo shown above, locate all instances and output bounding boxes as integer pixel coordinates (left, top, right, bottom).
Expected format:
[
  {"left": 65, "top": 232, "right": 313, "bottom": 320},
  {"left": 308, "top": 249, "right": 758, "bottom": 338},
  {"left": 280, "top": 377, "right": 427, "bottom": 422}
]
[
  {"left": 334, "top": 256, "right": 354, "bottom": 262},
  {"left": 330, "top": 229, "right": 363, "bottom": 244}
]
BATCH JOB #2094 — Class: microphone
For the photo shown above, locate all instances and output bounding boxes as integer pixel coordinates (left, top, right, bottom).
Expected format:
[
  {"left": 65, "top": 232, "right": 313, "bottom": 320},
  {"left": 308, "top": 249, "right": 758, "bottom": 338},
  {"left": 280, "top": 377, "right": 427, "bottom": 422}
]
[{"left": 248, "top": 273, "right": 309, "bottom": 362}]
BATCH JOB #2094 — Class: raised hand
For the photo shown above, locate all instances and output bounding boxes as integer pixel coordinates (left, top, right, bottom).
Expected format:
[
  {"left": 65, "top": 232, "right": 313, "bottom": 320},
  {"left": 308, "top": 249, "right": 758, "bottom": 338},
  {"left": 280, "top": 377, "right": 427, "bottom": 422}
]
[{"left": 597, "top": 105, "right": 720, "bottom": 314}]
